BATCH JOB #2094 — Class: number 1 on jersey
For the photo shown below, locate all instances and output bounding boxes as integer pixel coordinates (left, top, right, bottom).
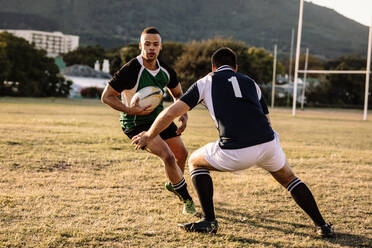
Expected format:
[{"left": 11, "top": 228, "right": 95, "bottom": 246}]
[{"left": 228, "top": 76, "right": 242, "bottom": 98}]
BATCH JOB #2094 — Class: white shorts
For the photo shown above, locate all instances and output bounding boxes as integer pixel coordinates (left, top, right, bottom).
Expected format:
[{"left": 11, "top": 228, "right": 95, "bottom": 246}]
[{"left": 200, "top": 132, "right": 286, "bottom": 172}]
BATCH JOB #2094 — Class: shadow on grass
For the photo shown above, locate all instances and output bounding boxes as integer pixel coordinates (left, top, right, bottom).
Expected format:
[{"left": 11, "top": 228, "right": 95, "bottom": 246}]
[
  {"left": 324, "top": 232, "right": 372, "bottom": 248},
  {"left": 214, "top": 233, "right": 281, "bottom": 248},
  {"left": 215, "top": 206, "right": 371, "bottom": 247}
]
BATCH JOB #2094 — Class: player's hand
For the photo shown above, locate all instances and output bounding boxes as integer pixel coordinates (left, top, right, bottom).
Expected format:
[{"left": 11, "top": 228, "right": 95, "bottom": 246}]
[
  {"left": 128, "top": 98, "right": 152, "bottom": 116},
  {"left": 176, "top": 113, "right": 188, "bottom": 135},
  {"left": 131, "top": 131, "right": 149, "bottom": 150}
]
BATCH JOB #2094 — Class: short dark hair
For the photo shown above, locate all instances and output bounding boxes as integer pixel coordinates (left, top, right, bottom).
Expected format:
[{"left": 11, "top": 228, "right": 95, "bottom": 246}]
[
  {"left": 211, "top": 47, "right": 237, "bottom": 69},
  {"left": 141, "top": 27, "right": 160, "bottom": 36}
]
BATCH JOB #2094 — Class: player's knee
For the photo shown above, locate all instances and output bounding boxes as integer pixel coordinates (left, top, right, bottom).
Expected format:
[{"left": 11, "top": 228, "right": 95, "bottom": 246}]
[
  {"left": 170, "top": 144, "right": 188, "bottom": 165},
  {"left": 282, "top": 167, "right": 296, "bottom": 186},
  {"left": 269, "top": 161, "right": 298, "bottom": 187},
  {"left": 272, "top": 168, "right": 297, "bottom": 187},
  {"left": 188, "top": 152, "right": 195, "bottom": 165},
  {"left": 188, "top": 152, "right": 198, "bottom": 171},
  {"left": 162, "top": 152, "right": 176, "bottom": 166}
]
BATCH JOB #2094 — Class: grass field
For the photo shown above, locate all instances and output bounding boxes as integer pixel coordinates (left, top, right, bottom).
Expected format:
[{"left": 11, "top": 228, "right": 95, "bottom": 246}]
[{"left": 0, "top": 97, "right": 371, "bottom": 247}]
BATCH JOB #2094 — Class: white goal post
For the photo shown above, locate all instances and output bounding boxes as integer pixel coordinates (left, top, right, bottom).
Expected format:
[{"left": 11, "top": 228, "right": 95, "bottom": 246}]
[{"left": 292, "top": 0, "right": 372, "bottom": 120}]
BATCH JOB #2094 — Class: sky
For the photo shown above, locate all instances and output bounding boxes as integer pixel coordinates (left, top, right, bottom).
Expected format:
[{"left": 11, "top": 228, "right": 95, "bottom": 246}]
[{"left": 305, "top": 0, "right": 372, "bottom": 26}]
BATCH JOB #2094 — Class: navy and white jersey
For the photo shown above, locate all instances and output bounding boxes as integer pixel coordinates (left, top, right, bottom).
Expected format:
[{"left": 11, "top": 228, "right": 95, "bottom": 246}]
[{"left": 180, "top": 65, "right": 274, "bottom": 149}]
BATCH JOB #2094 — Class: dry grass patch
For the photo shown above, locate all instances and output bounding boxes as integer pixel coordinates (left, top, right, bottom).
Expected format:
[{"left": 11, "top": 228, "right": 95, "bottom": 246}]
[{"left": 0, "top": 98, "right": 371, "bottom": 247}]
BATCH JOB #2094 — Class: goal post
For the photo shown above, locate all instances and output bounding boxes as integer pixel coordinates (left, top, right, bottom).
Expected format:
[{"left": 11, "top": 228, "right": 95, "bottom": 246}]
[
  {"left": 292, "top": 0, "right": 372, "bottom": 120},
  {"left": 364, "top": 17, "right": 372, "bottom": 120}
]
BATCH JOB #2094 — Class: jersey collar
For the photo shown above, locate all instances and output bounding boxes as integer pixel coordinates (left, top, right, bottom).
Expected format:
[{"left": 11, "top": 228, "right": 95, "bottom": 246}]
[
  {"left": 136, "top": 55, "right": 160, "bottom": 69},
  {"left": 216, "top": 65, "right": 234, "bottom": 72}
]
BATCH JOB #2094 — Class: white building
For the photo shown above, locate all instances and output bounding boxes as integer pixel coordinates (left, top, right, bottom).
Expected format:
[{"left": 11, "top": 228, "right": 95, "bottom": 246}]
[
  {"left": 0, "top": 29, "right": 79, "bottom": 57},
  {"left": 61, "top": 64, "right": 111, "bottom": 98},
  {"left": 95, "top": 59, "right": 110, "bottom": 74}
]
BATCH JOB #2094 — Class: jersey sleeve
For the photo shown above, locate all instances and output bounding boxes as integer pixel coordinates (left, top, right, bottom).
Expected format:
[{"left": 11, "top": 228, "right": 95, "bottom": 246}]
[
  {"left": 180, "top": 74, "right": 210, "bottom": 109},
  {"left": 159, "top": 60, "right": 179, "bottom": 89},
  {"left": 180, "top": 82, "right": 201, "bottom": 110},
  {"left": 108, "top": 58, "right": 140, "bottom": 92},
  {"left": 260, "top": 95, "right": 269, "bottom": 114},
  {"left": 167, "top": 67, "right": 179, "bottom": 89},
  {"left": 254, "top": 82, "right": 269, "bottom": 114}
]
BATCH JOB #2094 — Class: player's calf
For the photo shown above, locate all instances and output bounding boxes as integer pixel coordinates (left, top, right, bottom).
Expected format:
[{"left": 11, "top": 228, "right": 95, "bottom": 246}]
[{"left": 171, "top": 178, "right": 196, "bottom": 215}]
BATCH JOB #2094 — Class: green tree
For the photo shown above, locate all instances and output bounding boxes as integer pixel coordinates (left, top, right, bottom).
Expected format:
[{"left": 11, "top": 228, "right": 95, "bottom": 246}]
[
  {"left": 174, "top": 38, "right": 283, "bottom": 90},
  {"left": 248, "top": 47, "right": 284, "bottom": 85},
  {"left": 283, "top": 53, "right": 324, "bottom": 79},
  {"left": 307, "top": 54, "right": 368, "bottom": 107},
  {"left": 118, "top": 41, "right": 186, "bottom": 71},
  {"left": 62, "top": 45, "right": 105, "bottom": 68},
  {"left": 159, "top": 42, "right": 186, "bottom": 68},
  {"left": 120, "top": 43, "right": 140, "bottom": 65},
  {"left": 0, "top": 32, "right": 71, "bottom": 97},
  {"left": 0, "top": 39, "right": 11, "bottom": 95},
  {"left": 105, "top": 46, "right": 123, "bottom": 75}
]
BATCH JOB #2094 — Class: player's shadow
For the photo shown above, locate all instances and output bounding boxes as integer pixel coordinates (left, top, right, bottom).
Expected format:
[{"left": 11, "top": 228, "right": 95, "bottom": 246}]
[
  {"left": 215, "top": 205, "right": 371, "bottom": 247},
  {"left": 213, "top": 233, "right": 281, "bottom": 247}
]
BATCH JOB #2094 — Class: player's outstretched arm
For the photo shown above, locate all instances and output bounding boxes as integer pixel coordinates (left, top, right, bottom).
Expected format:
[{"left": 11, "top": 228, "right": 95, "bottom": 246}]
[
  {"left": 168, "top": 84, "right": 184, "bottom": 101},
  {"left": 168, "top": 84, "right": 188, "bottom": 134},
  {"left": 131, "top": 100, "right": 190, "bottom": 149}
]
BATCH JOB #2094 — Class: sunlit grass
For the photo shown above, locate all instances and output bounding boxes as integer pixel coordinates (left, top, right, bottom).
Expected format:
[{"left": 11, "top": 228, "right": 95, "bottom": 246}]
[{"left": 0, "top": 97, "right": 371, "bottom": 247}]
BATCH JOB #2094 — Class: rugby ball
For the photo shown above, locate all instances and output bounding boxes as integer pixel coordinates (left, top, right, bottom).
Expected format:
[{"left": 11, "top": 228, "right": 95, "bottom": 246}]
[{"left": 130, "top": 86, "right": 163, "bottom": 112}]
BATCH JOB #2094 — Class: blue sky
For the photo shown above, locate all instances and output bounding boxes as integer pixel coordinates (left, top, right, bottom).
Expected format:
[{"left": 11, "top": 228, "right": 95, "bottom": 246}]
[{"left": 306, "top": 0, "right": 371, "bottom": 26}]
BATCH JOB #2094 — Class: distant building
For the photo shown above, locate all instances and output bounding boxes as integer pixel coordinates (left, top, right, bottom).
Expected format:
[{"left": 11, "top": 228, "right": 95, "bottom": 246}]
[
  {"left": 0, "top": 29, "right": 79, "bottom": 57},
  {"left": 102, "top": 59, "right": 110, "bottom": 74},
  {"left": 61, "top": 64, "right": 111, "bottom": 98},
  {"left": 94, "top": 59, "right": 110, "bottom": 74},
  {"left": 54, "top": 57, "right": 67, "bottom": 71}
]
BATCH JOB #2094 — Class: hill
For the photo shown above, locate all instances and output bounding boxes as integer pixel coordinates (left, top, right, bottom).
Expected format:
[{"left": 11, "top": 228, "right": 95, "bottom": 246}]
[{"left": 0, "top": 0, "right": 369, "bottom": 58}]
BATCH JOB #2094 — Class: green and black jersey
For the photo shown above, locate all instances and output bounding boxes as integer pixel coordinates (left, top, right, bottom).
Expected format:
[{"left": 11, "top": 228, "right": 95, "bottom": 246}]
[{"left": 108, "top": 55, "right": 179, "bottom": 130}]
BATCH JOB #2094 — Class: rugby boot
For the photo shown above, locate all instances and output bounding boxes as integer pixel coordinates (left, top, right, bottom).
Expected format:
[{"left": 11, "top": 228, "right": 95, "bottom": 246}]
[
  {"left": 317, "top": 223, "right": 335, "bottom": 238},
  {"left": 178, "top": 219, "right": 218, "bottom": 233},
  {"left": 183, "top": 199, "right": 197, "bottom": 215}
]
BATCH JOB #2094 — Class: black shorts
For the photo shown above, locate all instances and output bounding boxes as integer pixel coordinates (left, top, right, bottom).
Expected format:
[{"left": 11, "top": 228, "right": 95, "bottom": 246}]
[{"left": 123, "top": 122, "right": 180, "bottom": 140}]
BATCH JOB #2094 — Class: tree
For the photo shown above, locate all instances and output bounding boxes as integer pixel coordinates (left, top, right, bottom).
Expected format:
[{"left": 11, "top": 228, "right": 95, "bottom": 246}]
[
  {"left": 159, "top": 42, "right": 186, "bottom": 68},
  {"left": 0, "top": 39, "right": 11, "bottom": 95},
  {"left": 120, "top": 43, "right": 140, "bottom": 65},
  {"left": 248, "top": 47, "right": 284, "bottom": 85},
  {"left": 105, "top": 46, "right": 123, "bottom": 75},
  {"left": 307, "top": 54, "right": 368, "bottom": 107},
  {"left": 118, "top": 41, "right": 186, "bottom": 70},
  {"left": 0, "top": 32, "right": 71, "bottom": 97},
  {"left": 174, "top": 38, "right": 283, "bottom": 90},
  {"left": 283, "top": 53, "right": 324, "bottom": 79},
  {"left": 62, "top": 45, "right": 105, "bottom": 68}
]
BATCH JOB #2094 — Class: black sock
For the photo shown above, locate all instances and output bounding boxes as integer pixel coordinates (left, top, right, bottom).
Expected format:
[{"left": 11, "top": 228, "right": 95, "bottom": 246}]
[
  {"left": 287, "top": 178, "right": 326, "bottom": 226},
  {"left": 172, "top": 178, "right": 192, "bottom": 202},
  {"left": 190, "top": 168, "right": 215, "bottom": 221}
]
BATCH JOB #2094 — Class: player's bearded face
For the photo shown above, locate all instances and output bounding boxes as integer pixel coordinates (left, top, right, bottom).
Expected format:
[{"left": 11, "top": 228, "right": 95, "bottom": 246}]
[{"left": 140, "top": 34, "right": 162, "bottom": 62}]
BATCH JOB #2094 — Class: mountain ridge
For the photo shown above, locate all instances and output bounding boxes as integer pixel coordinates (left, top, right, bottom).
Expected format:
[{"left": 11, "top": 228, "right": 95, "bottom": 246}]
[{"left": 0, "top": 0, "right": 369, "bottom": 58}]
